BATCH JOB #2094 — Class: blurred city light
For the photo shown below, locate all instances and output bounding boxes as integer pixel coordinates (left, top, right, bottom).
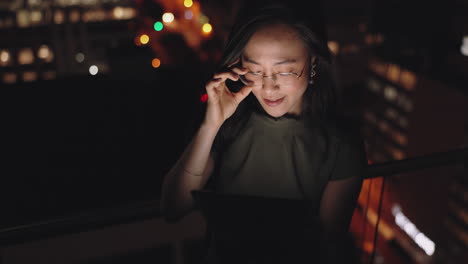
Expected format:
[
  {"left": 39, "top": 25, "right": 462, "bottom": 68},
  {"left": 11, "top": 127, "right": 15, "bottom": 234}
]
[
  {"left": 200, "top": 93, "right": 208, "bottom": 103},
  {"left": 140, "top": 34, "right": 150, "bottom": 44},
  {"left": 89, "top": 65, "right": 98, "bottom": 75},
  {"left": 154, "top": 21, "right": 163, "bottom": 31},
  {"left": 184, "top": 0, "right": 193, "bottom": 8},
  {"left": 461, "top": 36, "right": 468, "bottom": 56},
  {"left": 184, "top": 10, "right": 193, "bottom": 20},
  {"left": 162, "top": 12, "right": 174, "bottom": 23},
  {"left": 152, "top": 58, "right": 161, "bottom": 68},
  {"left": 202, "top": 23, "right": 212, "bottom": 34},
  {"left": 75, "top": 52, "right": 85, "bottom": 63}
]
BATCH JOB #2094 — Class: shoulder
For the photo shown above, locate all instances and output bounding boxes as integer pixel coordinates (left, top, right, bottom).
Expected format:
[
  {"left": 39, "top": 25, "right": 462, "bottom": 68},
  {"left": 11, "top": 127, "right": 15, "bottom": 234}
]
[
  {"left": 320, "top": 115, "right": 364, "bottom": 149},
  {"left": 321, "top": 116, "right": 367, "bottom": 180}
]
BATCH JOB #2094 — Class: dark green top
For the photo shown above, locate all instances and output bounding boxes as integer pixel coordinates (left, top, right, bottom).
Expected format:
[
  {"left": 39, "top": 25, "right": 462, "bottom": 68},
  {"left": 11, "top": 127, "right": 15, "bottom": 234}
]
[
  {"left": 201, "top": 111, "right": 366, "bottom": 263},
  {"left": 208, "top": 111, "right": 366, "bottom": 201}
]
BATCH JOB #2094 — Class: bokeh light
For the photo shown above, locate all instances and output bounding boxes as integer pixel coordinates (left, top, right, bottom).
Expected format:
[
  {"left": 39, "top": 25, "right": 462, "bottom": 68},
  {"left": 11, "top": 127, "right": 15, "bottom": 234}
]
[
  {"left": 140, "top": 34, "right": 149, "bottom": 44},
  {"left": 154, "top": 21, "right": 163, "bottom": 31},
  {"left": 200, "top": 93, "right": 208, "bottom": 103},
  {"left": 184, "top": 10, "right": 193, "bottom": 20},
  {"left": 199, "top": 14, "right": 209, "bottom": 24},
  {"left": 89, "top": 65, "right": 98, "bottom": 75},
  {"left": 184, "top": 0, "right": 193, "bottom": 8},
  {"left": 202, "top": 23, "right": 212, "bottom": 34},
  {"left": 162, "top": 12, "right": 174, "bottom": 23},
  {"left": 152, "top": 58, "right": 161, "bottom": 68},
  {"left": 75, "top": 52, "right": 85, "bottom": 63}
]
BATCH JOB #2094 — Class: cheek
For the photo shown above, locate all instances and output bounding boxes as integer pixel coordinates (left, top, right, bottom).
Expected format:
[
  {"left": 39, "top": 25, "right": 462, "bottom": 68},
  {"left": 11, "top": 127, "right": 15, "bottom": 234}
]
[
  {"left": 251, "top": 87, "right": 263, "bottom": 98},
  {"left": 285, "top": 83, "right": 308, "bottom": 97}
]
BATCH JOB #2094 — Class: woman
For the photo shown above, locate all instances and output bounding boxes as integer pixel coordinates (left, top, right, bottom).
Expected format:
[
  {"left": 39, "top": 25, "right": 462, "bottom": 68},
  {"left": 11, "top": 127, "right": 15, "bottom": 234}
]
[{"left": 161, "top": 2, "right": 366, "bottom": 263}]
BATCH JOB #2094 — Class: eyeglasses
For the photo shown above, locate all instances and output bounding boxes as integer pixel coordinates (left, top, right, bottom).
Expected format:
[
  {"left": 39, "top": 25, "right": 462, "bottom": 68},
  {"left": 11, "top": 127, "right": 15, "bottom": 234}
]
[{"left": 239, "top": 61, "right": 308, "bottom": 87}]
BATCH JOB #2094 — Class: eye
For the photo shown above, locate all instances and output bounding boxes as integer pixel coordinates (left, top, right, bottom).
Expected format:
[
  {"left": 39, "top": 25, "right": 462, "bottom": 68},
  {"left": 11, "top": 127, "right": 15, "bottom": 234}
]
[
  {"left": 277, "top": 72, "right": 294, "bottom": 76},
  {"left": 248, "top": 71, "right": 262, "bottom": 76}
]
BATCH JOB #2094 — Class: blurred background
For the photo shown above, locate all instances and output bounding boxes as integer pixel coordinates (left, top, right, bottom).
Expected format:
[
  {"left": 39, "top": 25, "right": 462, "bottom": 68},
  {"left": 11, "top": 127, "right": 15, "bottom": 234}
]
[{"left": 0, "top": 0, "right": 467, "bottom": 264}]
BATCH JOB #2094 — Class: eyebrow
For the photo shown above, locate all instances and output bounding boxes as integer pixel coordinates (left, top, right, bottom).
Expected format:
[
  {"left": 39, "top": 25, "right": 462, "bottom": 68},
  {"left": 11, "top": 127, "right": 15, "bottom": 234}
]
[{"left": 242, "top": 55, "right": 298, "bottom": 65}]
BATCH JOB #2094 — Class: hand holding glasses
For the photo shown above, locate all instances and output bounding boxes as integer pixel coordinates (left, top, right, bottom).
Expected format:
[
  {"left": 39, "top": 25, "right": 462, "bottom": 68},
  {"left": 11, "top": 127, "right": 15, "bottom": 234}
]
[{"left": 226, "top": 59, "right": 308, "bottom": 91}]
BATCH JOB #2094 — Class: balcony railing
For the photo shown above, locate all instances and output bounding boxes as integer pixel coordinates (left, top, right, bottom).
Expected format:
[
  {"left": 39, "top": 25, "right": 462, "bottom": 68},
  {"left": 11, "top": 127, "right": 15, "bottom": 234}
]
[{"left": 0, "top": 146, "right": 466, "bottom": 263}]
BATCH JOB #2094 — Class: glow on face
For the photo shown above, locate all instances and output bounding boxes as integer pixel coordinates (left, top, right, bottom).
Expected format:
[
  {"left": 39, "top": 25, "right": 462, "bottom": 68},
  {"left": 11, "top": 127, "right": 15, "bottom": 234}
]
[{"left": 242, "top": 24, "right": 310, "bottom": 117}]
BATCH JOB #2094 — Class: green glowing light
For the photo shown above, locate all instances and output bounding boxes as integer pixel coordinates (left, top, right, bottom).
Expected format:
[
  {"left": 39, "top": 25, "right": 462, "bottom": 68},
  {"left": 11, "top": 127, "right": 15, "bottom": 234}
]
[{"left": 154, "top": 21, "right": 163, "bottom": 31}]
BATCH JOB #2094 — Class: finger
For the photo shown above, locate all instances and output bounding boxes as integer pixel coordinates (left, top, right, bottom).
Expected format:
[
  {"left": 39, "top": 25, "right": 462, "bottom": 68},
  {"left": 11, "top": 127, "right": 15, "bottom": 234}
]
[
  {"left": 205, "top": 78, "right": 223, "bottom": 92},
  {"left": 231, "top": 66, "right": 248, "bottom": 75},
  {"left": 213, "top": 71, "right": 239, "bottom": 82}
]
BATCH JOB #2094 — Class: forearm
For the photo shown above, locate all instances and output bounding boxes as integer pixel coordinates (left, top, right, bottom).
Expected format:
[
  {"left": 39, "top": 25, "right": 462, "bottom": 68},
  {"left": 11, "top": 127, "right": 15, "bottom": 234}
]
[{"left": 160, "top": 121, "right": 221, "bottom": 221}]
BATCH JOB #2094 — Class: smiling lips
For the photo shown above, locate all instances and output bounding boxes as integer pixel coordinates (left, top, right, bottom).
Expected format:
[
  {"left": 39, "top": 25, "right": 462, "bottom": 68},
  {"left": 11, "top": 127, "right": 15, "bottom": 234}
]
[{"left": 263, "top": 97, "right": 284, "bottom": 107}]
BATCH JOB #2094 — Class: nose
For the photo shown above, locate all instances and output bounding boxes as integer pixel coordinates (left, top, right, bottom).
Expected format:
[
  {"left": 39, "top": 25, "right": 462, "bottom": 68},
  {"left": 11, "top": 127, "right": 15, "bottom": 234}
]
[{"left": 262, "top": 76, "right": 278, "bottom": 92}]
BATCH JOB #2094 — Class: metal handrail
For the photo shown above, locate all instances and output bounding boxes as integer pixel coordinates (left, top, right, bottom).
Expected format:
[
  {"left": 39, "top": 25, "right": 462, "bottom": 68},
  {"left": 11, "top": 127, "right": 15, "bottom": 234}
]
[
  {"left": 0, "top": 147, "right": 466, "bottom": 247},
  {"left": 366, "top": 146, "right": 467, "bottom": 178}
]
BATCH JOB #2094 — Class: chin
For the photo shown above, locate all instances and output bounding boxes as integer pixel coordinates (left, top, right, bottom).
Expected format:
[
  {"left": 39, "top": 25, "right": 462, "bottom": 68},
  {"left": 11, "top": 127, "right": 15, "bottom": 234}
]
[{"left": 262, "top": 106, "right": 288, "bottom": 118}]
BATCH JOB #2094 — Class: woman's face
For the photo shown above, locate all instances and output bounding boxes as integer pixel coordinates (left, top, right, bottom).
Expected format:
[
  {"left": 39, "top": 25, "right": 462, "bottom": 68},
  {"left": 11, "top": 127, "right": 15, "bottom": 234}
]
[{"left": 241, "top": 23, "right": 311, "bottom": 117}]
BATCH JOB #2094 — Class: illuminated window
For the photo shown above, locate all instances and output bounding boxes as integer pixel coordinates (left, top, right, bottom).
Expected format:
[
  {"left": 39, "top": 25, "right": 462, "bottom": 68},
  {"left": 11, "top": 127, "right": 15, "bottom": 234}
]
[
  {"left": 30, "top": 10, "right": 43, "bottom": 25},
  {"left": 18, "top": 48, "right": 34, "bottom": 65},
  {"left": 23, "top": 71, "right": 38, "bottom": 82},
  {"left": 387, "top": 63, "right": 400, "bottom": 83},
  {"left": 113, "top": 7, "right": 125, "bottom": 19},
  {"left": 385, "top": 144, "right": 405, "bottom": 160},
  {"left": 369, "top": 58, "right": 388, "bottom": 77},
  {"left": 384, "top": 85, "right": 398, "bottom": 102},
  {"left": 69, "top": 9, "right": 80, "bottom": 23},
  {"left": 3, "top": 73, "right": 17, "bottom": 84},
  {"left": 37, "top": 45, "right": 54, "bottom": 62},
  {"left": 0, "top": 50, "right": 11, "bottom": 66},
  {"left": 400, "top": 69, "right": 417, "bottom": 91},
  {"left": 82, "top": 9, "right": 107, "bottom": 22},
  {"left": 17, "top": 10, "right": 31, "bottom": 27},
  {"left": 390, "top": 130, "right": 408, "bottom": 146},
  {"left": 54, "top": 10, "right": 65, "bottom": 24}
]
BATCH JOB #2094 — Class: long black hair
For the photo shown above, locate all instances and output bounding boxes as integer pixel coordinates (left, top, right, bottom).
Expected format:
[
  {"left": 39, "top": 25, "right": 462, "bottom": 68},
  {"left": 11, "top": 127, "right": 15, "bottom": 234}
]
[{"left": 213, "top": 1, "right": 340, "bottom": 149}]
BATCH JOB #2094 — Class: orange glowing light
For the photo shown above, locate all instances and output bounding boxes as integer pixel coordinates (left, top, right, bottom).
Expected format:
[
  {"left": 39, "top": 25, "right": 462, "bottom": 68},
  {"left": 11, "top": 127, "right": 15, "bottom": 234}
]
[{"left": 152, "top": 58, "right": 161, "bottom": 68}]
